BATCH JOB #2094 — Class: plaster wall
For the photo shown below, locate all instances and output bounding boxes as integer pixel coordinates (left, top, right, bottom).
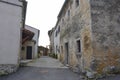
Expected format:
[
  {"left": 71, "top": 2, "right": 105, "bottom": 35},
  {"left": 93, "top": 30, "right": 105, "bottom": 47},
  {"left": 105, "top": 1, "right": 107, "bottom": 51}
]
[
  {"left": 0, "top": 1, "right": 22, "bottom": 64},
  {"left": 21, "top": 41, "right": 35, "bottom": 60}
]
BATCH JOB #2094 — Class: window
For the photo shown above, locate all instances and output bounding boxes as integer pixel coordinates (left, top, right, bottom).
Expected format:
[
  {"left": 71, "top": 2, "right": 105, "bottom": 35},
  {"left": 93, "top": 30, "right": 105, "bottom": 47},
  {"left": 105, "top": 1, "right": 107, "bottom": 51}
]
[
  {"left": 56, "top": 45, "right": 58, "bottom": 53},
  {"left": 67, "top": 10, "right": 70, "bottom": 20},
  {"left": 58, "top": 26, "right": 60, "bottom": 33},
  {"left": 21, "top": 46, "right": 25, "bottom": 50},
  {"left": 68, "top": 10, "right": 70, "bottom": 17},
  {"left": 77, "top": 40, "right": 81, "bottom": 52},
  {"left": 62, "top": 18, "right": 64, "bottom": 24},
  {"left": 76, "top": 0, "right": 79, "bottom": 7},
  {"left": 58, "top": 46, "right": 60, "bottom": 53},
  {"left": 55, "top": 31, "right": 57, "bottom": 37}
]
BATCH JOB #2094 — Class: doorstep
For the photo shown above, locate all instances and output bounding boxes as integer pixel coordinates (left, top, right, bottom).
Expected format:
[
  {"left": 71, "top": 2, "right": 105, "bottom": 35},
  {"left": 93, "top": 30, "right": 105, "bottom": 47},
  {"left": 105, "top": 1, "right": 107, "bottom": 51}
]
[{"left": 20, "top": 60, "right": 33, "bottom": 66}]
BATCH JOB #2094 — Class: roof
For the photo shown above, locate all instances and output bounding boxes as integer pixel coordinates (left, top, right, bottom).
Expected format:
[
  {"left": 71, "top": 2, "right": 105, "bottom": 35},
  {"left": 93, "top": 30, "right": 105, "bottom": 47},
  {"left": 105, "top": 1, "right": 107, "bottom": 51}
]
[
  {"left": 48, "top": 28, "right": 55, "bottom": 37},
  {"left": 22, "top": 28, "right": 35, "bottom": 44},
  {"left": 25, "top": 25, "right": 40, "bottom": 31},
  {"left": 25, "top": 25, "right": 40, "bottom": 39}
]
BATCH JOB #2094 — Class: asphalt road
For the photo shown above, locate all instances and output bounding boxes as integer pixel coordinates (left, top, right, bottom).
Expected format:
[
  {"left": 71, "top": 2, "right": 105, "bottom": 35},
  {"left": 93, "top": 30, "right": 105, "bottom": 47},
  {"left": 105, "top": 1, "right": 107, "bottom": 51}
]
[
  {"left": 0, "top": 67, "right": 80, "bottom": 80},
  {"left": 1, "top": 56, "right": 119, "bottom": 80},
  {"left": 0, "top": 56, "right": 80, "bottom": 80}
]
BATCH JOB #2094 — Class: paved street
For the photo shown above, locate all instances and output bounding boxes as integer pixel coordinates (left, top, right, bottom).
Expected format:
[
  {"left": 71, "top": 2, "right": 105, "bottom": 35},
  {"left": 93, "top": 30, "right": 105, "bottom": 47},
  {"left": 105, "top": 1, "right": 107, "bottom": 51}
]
[
  {"left": 0, "top": 56, "right": 120, "bottom": 80},
  {"left": 0, "top": 56, "right": 80, "bottom": 80},
  {"left": 27, "top": 56, "right": 68, "bottom": 68}
]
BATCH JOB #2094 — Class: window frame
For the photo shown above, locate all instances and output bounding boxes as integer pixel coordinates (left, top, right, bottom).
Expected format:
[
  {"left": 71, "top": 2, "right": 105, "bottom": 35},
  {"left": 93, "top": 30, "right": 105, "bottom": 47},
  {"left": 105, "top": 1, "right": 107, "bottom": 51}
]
[
  {"left": 76, "top": 39, "right": 81, "bottom": 53},
  {"left": 75, "top": 0, "right": 79, "bottom": 7}
]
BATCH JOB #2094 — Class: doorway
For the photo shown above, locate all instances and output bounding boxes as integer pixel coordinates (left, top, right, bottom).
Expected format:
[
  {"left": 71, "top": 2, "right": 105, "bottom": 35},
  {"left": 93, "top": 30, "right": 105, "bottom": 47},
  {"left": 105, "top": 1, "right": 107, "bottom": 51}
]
[
  {"left": 26, "top": 46, "right": 32, "bottom": 59},
  {"left": 65, "top": 42, "right": 69, "bottom": 64}
]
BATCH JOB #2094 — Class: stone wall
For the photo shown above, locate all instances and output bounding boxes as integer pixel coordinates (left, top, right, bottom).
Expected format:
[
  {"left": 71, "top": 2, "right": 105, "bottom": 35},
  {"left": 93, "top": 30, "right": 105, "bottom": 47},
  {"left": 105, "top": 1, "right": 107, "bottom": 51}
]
[
  {"left": 50, "top": 28, "right": 55, "bottom": 54},
  {"left": 0, "top": 64, "right": 18, "bottom": 76},
  {"left": 54, "top": 22, "right": 60, "bottom": 55},
  {"left": 48, "top": 28, "right": 55, "bottom": 54},
  {"left": 53, "top": 0, "right": 120, "bottom": 78},
  {"left": 90, "top": 0, "right": 120, "bottom": 74},
  {"left": 60, "top": 0, "right": 81, "bottom": 70},
  {"left": 60, "top": 0, "right": 93, "bottom": 73},
  {"left": 79, "top": 0, "right": 93, "bottom": 72}
]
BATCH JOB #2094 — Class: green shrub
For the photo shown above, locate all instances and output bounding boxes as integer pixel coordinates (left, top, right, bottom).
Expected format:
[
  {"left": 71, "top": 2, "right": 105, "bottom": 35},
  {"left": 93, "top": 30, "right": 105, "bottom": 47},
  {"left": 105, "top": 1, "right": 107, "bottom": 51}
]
[{"left": 49, "top": 53, "right": 58, "bottom": 59}]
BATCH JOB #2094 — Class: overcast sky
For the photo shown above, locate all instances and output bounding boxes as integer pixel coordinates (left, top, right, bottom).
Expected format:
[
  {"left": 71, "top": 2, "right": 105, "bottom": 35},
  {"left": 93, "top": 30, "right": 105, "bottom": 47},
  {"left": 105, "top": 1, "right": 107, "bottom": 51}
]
[{"left": 26, "top": 0, "right": 65, "bottom": 47}]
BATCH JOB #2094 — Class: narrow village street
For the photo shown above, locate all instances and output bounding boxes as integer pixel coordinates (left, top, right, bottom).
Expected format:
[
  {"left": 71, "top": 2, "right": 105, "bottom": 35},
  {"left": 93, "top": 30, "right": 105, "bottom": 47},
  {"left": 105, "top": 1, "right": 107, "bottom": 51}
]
[
  {"left": 0, "top": 56, "right": 80, "bottom": 80},
  {"left": 0, "top": 0, "right": 120, "bottom": 80}
]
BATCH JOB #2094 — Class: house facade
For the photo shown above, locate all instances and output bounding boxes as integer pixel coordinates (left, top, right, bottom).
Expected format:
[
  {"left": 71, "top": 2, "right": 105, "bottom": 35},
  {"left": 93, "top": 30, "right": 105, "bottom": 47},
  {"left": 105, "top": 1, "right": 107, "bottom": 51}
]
[
  {"left": 58, "top": 0, "right": 85, "bottom": 71},
  {"left": 50, "top": 0, "right": 120, "bottom": 77},
  {"left": 21, "top": 25, "right": 40, "bottom": 60},
  {"left": 48, "top": 28, "right": 55, "bottom": 54},
  {"left": 54, "top": 22, "right": 61, "bottom": 59},
  {"left": 38, "top": 46, "right": 49, "bottom": 56},
  {"left": 0, "top": 0, "right": 27, "bottom": 75}
]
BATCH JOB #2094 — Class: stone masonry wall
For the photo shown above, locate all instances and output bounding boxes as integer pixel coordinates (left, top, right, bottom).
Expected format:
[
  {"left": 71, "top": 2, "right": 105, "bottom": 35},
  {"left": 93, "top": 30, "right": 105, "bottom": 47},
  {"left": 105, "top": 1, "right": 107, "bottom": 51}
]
[
  {"left": 60, "top": 1, "right": 82, "bottom": 71},
  {"left": 60, "top": 0, "right": 93, "bottom": 73},
  {"left": 79, "top": 0, "right": 93, "bottom": 72},
  {"left": 90, "top": 0, "right": 120, "bottom": 74},
  {"left": 0, "top": 64, "right": 18, "bottom": 76}
]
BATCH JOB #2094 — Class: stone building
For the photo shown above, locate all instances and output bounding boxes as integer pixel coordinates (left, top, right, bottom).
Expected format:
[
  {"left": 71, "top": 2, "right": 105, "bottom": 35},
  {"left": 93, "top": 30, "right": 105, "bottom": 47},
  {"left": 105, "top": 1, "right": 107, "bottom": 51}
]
[
  {"left": 0, "top": 0, "right": 27, "bottom": 75},
  {"left": 21, "top": 25, "right": 40, "bottom": 60},
  {"left": 38, "top": 46, "right": 49, "bottom": 56},
  {"left": 54, "top": 21, "right": 61, "bottom": 59},
  {"left": 48, "top": 28, "right": 55, "bottom": 54},
  {"left": 48, "top": 22, "right": 61, "bottom": 59},
  {"left": 52, "top": 0, "right": 120, "bottom": 77}
]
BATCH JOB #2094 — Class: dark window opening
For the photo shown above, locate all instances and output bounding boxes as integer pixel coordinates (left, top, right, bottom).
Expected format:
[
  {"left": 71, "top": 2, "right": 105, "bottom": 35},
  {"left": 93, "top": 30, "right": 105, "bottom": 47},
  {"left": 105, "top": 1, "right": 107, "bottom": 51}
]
[
  {"left": 21, "top": 46, "right": 25, "bottom": 50},
  {"left": 68, "top": 10, "right": 70, "bottom": 17},
  {"left": 58, "top": 26, "right": 60, "bottom": 33},
  {"left": 55, "top": 31, "right": 57, "bottom": 37},
  {"left": 77, "top": 40, "right": 81, "bottom": 52},
  {"left": 62, "top": 18, "right": 64, "bottom": 24},
  {"left": 58, "top": 46, "right": 60, "bottom": 53},
  {"left": 76, "top": 0, "right": 79, "bottom": 7},
  {"left": 56, "top": 45, "right": 57, "bottom": 53}
]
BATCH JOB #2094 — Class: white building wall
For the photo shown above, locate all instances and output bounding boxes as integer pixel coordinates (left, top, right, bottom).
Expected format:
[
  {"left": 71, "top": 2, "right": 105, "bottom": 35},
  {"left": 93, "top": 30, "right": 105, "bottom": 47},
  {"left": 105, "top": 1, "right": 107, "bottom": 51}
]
[
  {"left": 25, "top": 25, "right": 40, "bottom": 58},
  {"left": 0, "top": 1, "right": 22, "bottom": 64},
  {"left": 54, "top": 25, "right": 60, "bottom": 54}
]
